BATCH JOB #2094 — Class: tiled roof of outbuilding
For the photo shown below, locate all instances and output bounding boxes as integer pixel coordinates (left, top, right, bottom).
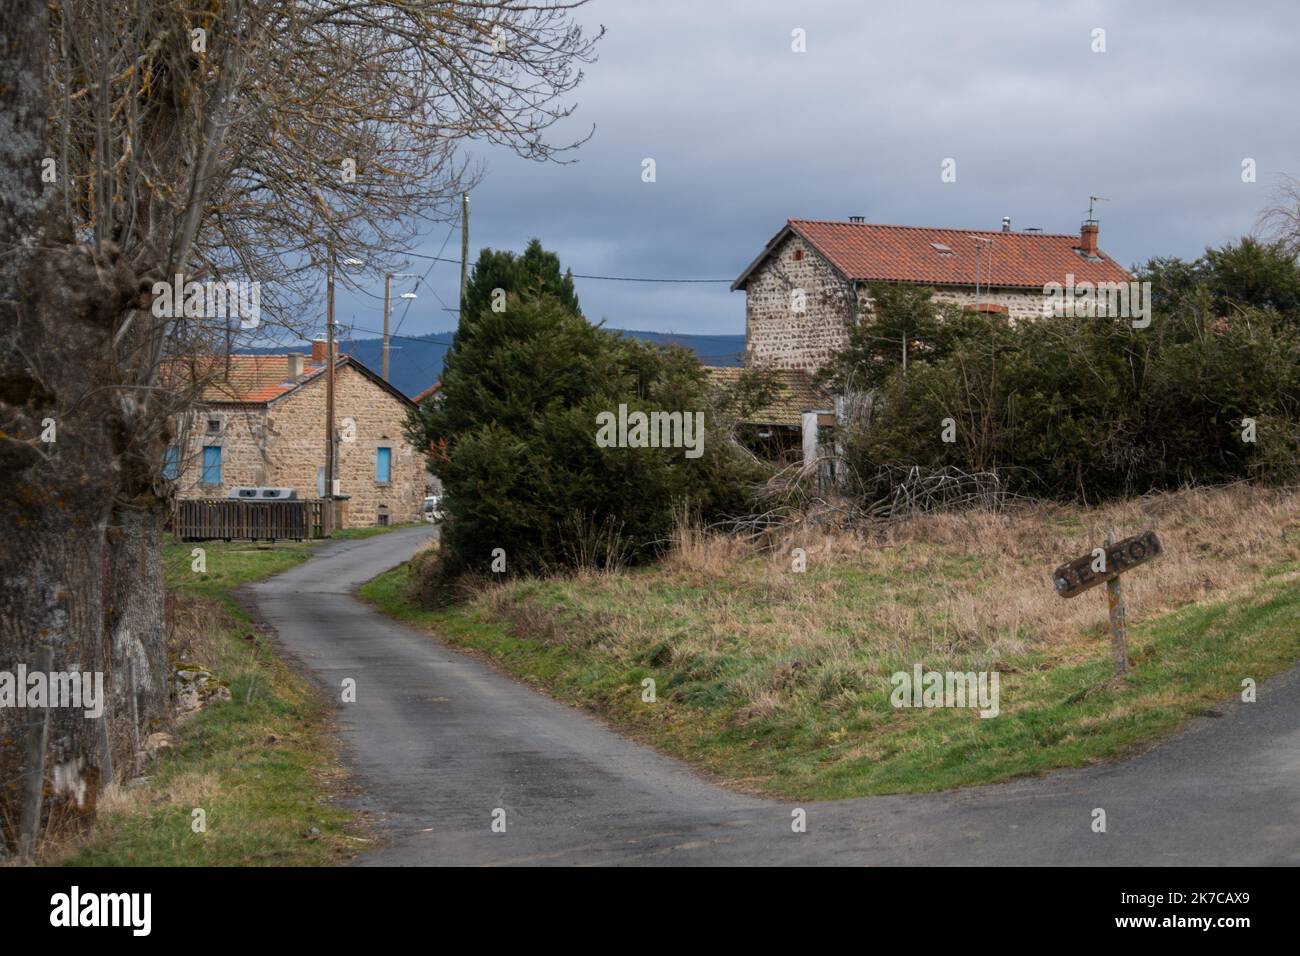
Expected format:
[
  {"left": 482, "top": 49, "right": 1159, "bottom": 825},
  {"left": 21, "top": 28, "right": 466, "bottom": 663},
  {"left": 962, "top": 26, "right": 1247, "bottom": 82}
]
[{"left": 706, "top": 366, "right": 831, "bottom": 426}]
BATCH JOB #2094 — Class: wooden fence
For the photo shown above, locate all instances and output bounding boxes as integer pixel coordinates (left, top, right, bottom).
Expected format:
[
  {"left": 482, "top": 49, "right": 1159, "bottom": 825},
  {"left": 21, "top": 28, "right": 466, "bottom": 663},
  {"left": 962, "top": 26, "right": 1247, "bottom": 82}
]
[{"left": 172, "top": 498, "right": 335, "bottom": 541}]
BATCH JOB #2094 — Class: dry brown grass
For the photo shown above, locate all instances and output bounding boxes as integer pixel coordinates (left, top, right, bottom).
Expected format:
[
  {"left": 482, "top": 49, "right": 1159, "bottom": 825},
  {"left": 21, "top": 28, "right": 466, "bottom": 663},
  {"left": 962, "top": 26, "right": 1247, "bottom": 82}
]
[
  {"left": 169, "top": 594, "right": 237, "bottom": 669},
  {"left": 867, "top": 483, "right": 1300, "bottom": 652},
  {"left": 468, "top": 484, "right": 1300, "bottom": 718},
  {"left": 662, "top": 517, "right": 754, "bottom": 576}
]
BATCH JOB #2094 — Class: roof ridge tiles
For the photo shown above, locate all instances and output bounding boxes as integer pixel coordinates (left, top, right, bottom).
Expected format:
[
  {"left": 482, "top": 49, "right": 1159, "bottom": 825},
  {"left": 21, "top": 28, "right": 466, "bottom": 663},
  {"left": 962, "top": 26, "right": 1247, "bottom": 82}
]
[{"left": 787, "top": 218, "right": 1077, "bottom": 238}]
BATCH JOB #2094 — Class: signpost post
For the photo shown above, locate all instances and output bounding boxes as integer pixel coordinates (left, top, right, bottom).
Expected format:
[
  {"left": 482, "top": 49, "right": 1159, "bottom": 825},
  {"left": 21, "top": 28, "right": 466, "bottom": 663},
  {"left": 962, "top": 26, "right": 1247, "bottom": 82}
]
[
  {"left": 1103, "top": 533, "right": 1128, "bottom": 676},
  {"left": 1052, "top": 529, "right": 1162, "bottom": 677}
]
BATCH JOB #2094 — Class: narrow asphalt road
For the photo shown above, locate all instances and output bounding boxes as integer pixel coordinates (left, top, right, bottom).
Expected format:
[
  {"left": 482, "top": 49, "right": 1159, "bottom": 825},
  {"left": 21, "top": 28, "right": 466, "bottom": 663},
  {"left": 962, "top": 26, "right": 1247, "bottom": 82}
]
[{"left": 250, "top": 527, "right": 1300, "bottom": 865}]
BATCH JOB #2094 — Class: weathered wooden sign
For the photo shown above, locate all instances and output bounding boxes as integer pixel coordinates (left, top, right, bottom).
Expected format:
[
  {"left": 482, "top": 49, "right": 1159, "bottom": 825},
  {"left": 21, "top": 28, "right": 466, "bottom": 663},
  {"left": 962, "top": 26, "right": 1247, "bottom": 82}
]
[
  {"left": 1052, "top": 530, "right": 1162, "bottom": 599},
  {"left": 1053, "top": 529, "right": 1162, "bottom": 678}
]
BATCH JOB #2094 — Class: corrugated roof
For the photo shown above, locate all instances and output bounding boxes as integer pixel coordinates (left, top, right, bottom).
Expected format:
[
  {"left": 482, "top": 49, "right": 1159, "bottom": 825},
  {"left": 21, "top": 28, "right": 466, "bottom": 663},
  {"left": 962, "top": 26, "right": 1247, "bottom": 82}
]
[
  {"left": 734, "top": 219, "right": 1133, "bottom": 290},
  {"left": 706, "top": 366, "right": 831, "bottom": 426}
]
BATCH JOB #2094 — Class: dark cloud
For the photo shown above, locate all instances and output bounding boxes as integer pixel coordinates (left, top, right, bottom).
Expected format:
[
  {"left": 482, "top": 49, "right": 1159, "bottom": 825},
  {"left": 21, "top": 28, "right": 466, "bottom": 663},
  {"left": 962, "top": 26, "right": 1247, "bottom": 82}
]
[{"left": 332, "top": 0, "right": 1300, "bottom": 339}]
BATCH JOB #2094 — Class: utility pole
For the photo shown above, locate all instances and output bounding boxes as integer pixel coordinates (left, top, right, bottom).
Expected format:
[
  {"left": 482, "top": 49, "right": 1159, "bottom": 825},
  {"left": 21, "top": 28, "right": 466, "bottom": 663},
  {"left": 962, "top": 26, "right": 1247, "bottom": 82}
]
[
  {"left": 381, "top": 273, "right": 421, "bottom": 382},
  {"left": 459, "top": 192, "right": 470, "bottom": 316},
  {"left": 325, "top": 247, "right": 336, "bottom": 529},
  {"left": 382, "top": 272, "right": 392, "bottom": 382}
]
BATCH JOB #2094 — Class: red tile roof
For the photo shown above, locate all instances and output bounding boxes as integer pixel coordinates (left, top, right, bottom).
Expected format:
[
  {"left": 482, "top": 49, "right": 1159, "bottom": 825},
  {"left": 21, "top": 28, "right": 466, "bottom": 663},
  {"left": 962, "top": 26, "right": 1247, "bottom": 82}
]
[
  {"left": 165, "top": 354, "right": 327, "bottom": 403},
  {"left": 735, "top": 219, "right": 1133, "bottom": 290},
  {"left": 412, "top": 380, "right": 441, "bottom": 403},
  {"left": 165, "top": 352, "right": 417, "bottom": 407}
]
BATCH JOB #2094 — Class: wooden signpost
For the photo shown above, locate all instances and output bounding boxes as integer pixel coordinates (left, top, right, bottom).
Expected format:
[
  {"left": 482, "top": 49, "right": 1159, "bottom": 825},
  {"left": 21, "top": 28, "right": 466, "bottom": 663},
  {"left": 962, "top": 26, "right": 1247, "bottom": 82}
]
[{"left": 1052, "top": 529, "right": 1163, "bottom": 676}]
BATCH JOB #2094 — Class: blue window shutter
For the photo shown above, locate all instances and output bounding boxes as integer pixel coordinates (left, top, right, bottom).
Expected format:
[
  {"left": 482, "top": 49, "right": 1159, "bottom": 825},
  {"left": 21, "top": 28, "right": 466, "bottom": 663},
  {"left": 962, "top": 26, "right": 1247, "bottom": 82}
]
[
  {"left": 202, "top": 446, "right": 222, "bottom": 485},
  {"left": 163, "top": 445, "right": 180, "bottom": 480},
  {"left": 376, "top": 447, "right": 391, "bottom": 483}
]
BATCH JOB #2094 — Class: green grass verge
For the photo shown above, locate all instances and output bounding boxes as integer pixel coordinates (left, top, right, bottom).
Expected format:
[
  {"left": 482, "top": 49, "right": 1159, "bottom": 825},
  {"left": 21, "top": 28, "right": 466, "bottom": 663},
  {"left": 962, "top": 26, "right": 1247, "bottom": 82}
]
[
  {"left": 359, "top": 558, "right": 1300, "bottom": 800},
  {"left": 65, "top": 534, "right": 374, "bottom": 865}
]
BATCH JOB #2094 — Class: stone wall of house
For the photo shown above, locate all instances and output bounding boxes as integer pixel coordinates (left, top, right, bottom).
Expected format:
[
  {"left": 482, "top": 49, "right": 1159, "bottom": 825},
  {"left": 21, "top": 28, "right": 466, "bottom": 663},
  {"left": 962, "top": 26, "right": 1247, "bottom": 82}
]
[
  {"left": 744, "top": 233, "right": 855, "bottom": 371},
  {"left": 928, "top": 286, "right": 1051, "bottom": 323},
  {"left": 329, "top": 363, "right": 425, "bottom": 528},
  {"left": 743, "top": 233, "right": 1054, "bottom": 370},
  {"left": 174, "top": 404, "right": 271, "bottom": 496},
  {"left": 173, "top": 361, "right": 425, "bottom": 528},
  {"left": 261, "top": 363, "right": 425, "bottom": 528}
]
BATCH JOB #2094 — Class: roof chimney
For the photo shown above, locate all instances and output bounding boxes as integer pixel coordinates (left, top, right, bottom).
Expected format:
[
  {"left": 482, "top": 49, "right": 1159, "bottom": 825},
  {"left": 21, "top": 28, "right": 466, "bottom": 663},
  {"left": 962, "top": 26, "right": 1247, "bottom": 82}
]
[
  {"left": 287, "top": 353, "right": 304, "bottom": 378},
  {"left": 848, "top": 215, "right": 865, "bottom": 223},
  {"left": 1001, "top": 216, "right": 1011, "bottom": 232},
  {"left": 1079, "top": 220, "right": 1099, "bottom": 257},
  {"left": 310, "top": 339, "right": 338, "bottom": 363}
]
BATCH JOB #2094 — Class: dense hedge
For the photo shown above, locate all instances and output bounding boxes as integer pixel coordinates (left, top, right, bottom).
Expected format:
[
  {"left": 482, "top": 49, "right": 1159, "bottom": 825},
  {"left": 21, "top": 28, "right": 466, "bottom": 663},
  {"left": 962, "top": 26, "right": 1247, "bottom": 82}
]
[{"left": 824, "top": 269, "right": 1300, "bottom": 503}]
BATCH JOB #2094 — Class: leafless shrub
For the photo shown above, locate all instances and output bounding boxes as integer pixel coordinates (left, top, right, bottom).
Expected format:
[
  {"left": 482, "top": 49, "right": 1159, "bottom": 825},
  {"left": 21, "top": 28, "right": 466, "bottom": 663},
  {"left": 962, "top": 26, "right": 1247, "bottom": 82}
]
[
  {"left": 735, "top": 458, "right": 1028, "bottom": 550},
  {"left": 1259, "top": 172, "right": 1300, "bottom": 256},
  {"left": 561, "top": 512, "right": 634, "bottom": 575},
  {"left": 873, "top": 464, "right": 1018, "bottom": 518}
]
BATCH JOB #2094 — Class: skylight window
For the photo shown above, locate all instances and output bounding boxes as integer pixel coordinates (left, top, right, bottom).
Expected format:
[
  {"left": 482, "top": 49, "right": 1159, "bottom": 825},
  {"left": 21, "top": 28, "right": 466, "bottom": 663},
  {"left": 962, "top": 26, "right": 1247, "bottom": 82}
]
[{"left": 930, "top": 242, "right": 955, "bottom": 256}]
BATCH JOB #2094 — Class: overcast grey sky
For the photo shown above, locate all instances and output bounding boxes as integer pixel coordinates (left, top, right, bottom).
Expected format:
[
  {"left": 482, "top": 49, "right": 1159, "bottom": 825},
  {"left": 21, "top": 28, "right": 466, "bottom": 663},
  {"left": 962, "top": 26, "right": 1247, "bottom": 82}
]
[{"left": 332, "top": 0, "right": 1300, "bottom": 342}]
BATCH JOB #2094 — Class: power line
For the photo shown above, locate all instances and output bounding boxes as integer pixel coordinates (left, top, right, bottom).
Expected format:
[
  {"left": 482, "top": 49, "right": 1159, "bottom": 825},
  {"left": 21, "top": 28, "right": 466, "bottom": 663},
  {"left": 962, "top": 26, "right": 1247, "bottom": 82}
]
[
  {"left": 569, "top": 273, "right": 732, "bottom": 284},
  {"left": 337, "top": 323, "right": 745, "bottom": 363},
  {"left": 386, "top": 250, "right": 733, "bottom": 283},
  {"left": 344, "top": 325, "right": 455, "bottom": 346},
  {"left": 393, "top": 222, "right": 458, "bottom": 339}
]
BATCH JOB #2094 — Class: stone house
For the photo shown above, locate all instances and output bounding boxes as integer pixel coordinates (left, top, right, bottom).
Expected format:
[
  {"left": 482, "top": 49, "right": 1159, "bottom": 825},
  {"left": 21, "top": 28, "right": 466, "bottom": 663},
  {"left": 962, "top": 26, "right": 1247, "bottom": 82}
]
[
  {"left": 722, "top": 216, "right": 1134, "bottom": 472},
  {"left": 167, "top": 341, "right": 427, "bottom": 527},
  {"left": 731, "top": 216, "right": 1134, "bottom": 372}
]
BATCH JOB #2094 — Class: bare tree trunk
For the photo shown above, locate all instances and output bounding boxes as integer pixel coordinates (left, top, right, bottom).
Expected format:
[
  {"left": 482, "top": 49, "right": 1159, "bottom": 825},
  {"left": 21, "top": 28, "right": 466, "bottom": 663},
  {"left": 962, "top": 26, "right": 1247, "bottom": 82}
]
[
  {"left": 0, "top": 517, "right": 114, "bottom": 855},
  {"left": 105, "top": 507, "right": 169, "bottom": 775},
  {"left": 0, "top": 0, "right": 158, "bottom": 855}
]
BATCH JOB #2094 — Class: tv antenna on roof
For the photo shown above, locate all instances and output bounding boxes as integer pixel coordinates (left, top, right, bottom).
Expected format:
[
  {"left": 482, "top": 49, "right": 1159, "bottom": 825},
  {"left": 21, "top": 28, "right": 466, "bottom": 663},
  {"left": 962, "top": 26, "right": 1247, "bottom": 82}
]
[
  {"left": 972, "top": 235, "right": 994, "bottom": 312},
  {"left": 1087, "top": 195, "right": 1110, "bottom": 221}
]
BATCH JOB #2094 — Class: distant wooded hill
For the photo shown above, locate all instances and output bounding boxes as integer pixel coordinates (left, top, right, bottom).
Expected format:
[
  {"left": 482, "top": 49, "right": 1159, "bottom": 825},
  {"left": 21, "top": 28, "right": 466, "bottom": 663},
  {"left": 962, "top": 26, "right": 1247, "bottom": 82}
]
[{"left": 239, "top": 329, "right": 745, "bottom": 399}]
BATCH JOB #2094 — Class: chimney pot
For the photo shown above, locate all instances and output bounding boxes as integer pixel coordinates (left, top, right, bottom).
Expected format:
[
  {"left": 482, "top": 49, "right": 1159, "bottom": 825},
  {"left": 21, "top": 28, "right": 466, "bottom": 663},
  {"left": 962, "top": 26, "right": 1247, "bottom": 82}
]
[
  {"left": 1001, "top": 216, "right": 1011, "bottom": 232},
  {"left": 1080, "top": 220, "right": 1099, "bottom": 257}
]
